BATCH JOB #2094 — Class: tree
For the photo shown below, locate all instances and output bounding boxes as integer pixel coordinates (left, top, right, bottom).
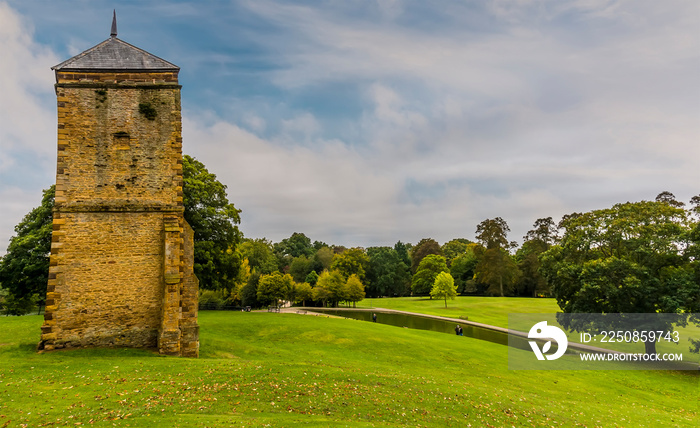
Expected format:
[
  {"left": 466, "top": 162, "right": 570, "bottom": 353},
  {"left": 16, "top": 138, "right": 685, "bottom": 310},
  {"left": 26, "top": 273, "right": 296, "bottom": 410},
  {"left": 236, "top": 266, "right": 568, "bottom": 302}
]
[
  {"left": 330, "top": 248, "right": 369, "bottom": 281},
  {"left": 0, "top": 186, "right": 54, "bottom": 314},
  {"left": 655, "top": 191, "right": 684, "bottom": 207},
  {"left": 450, "top": 244, "right": 479, "bottom": 294},
  {"left": 441, "top": 238, "right": 471, "bottom": 266},
  {"left": 476, "top": 217, "right": 512, "bottom": 249},
  {"left": 305, "top": 270, "right": 319, "bottom": 286},
  {"left": 238, "top": 238, "right": 278, "bottom": 275},
  {"left": 257, "top": 272, "right": 294, "bottom": 307},
  {"left": 240, "top": 272, "right": 260, "bottom": 309},
  {"left": 313, "top": 246, "right": 334, "bottom": 272},
  {"left": 289, "top": 256, "right": 314, "bottom": 283},
  {"left": 294, "top": 282, "right": 313, "bottom": 306},
  {"left": 315, "top": 270, "right": 346, "bottom": 307},
  {"left": 474, "top": 218, "right": 519, "bottom": 296},
  {"left": 229, "top": 257, "right": 252, "bottom": 305},
  {"left": 540, "top": 200, "right": 699, "bottom": 354},
  {"left": 430, "top": 271, "right": 457, "bottom": 308},
  {"left": 515, "top": 218, "right": 557, "bottom": 297},
  {"left": 411, "top": 254, "right": 449, "bottom": 296},
  {"left": 474, "top": 247, "right": 520, "bottom": 296},
  {"left": 410, "top": 238, "right": 442, "bottom": 274},
  {"left": 183, "top": 155, "right": 242, "bottom": 291},
  {"left": 274, "top": 232, "right": 314, "bottom": 259},
  {"left": 366, "top": 246, "right": 411, "bottom": 297},
  {"left": 514, "top": 240, "right": 549, "bottom": 297},
  {"left": 523, "top": 217, "right": 558, "bottom": 246},
  {"left": 345, "top": 274, "right": 365, "bottom": 307}
]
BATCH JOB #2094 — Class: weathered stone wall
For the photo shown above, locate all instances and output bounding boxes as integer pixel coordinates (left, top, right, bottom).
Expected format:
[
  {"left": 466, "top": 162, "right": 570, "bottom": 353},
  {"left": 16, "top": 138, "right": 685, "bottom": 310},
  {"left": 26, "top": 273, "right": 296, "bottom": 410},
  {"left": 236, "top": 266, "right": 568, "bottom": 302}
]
[
  {"left": 44, "top": 212, "right": 164, "bottom": 349},
  {"left": 41, "top": 70, "right": 198, "bottom": 356},
  {"left": 54, "top": 78, "right": 183, "bottom": 210}
]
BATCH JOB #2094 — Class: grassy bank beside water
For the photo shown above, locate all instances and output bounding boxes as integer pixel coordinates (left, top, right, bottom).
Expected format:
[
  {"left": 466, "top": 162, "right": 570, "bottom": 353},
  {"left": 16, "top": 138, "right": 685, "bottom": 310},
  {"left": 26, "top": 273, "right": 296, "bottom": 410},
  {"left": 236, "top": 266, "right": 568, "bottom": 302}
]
[{"left": 0, "top": 310, "right": 697, "bottom": 427}]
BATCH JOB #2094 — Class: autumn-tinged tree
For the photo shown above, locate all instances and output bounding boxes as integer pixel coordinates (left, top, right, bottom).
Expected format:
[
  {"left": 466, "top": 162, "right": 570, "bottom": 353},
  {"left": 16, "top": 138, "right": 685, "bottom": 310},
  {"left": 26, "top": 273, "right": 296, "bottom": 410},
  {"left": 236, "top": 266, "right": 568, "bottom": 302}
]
[
  {"left": 330, "top": 248, "right": 369, "bottom": 281},
  {"left": 238, "top": 238, "right": 278, "bottom": 275},
  {"left": 316, "top": 270, "right": 346, "bottom": 307},
  {"left": 295, "top": 282, "right": 313, "bottom": 306},
  {"left": 257, "top": 272, "right": 294, "bottom": 307},
  {"left": 431, "top": 271, "right": 458, "bottom": 308},
  {"left": 345, "top": 274, "right": 365, "bottom": 307}
]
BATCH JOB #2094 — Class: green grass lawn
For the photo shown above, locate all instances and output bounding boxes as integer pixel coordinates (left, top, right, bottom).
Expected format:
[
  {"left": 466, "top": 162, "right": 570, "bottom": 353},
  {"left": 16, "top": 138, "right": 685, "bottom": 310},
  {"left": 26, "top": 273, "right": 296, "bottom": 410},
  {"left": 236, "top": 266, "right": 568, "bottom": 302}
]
[
  {"left": 357, "top": 296, "right": 561, "bottom": 327},
  {"left": 0, "top": 311, "right": 698, "bottom": 427}
]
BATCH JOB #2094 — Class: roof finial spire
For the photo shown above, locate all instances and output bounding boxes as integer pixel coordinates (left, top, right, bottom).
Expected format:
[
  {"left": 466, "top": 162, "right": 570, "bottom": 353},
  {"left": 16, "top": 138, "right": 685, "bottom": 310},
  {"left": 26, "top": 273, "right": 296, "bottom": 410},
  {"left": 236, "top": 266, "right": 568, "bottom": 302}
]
[{"left": 110, "top": 10, "right": 118, "bottom": 38}]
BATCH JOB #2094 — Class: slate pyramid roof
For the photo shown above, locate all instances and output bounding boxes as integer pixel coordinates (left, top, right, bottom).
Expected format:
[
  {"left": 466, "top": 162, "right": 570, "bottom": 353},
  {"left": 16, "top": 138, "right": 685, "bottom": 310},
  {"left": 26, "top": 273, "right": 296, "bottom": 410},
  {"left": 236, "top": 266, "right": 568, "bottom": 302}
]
[{"left": 52, "top": 37, "right": 179, "bottom": 72}]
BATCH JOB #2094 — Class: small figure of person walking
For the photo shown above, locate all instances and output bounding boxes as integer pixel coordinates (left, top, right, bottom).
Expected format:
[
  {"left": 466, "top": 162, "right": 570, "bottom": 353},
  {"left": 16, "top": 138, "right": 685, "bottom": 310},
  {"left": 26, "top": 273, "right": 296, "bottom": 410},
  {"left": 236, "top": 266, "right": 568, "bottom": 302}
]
[
  {"left": 455, "top": 324, "right": 463, "bottom": 336},
  {"left": 372, "top": 313, "right": 377, "bottom": 323}
]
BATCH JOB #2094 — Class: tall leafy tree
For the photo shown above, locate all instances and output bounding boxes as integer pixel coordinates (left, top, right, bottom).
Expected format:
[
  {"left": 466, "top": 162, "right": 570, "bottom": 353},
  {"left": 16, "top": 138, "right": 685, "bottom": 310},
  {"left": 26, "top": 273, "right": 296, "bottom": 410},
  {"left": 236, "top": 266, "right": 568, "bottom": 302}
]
[
  {"left": 412, "top": 254, "right": 449, "bottom": 296},
  {"left": 366, "top": 246, "right": 411, "bottom": 297},
  {"left": 410, "top": 238, "right": 442, "bottom": 274},
  {"left": 316, "top": 270, "right": 346, "bottom": 307},
  {"left": 345, "top": 274, "right": 366, "bottom": 307},
  {"left": 450, "top": 243, "right": 479, "bottom": 294},
  {"left": 655, "top": 191, "right": 684, "bottom": 207},
  {"left": 256, "top": 272, "right": 294, "bottom": 307},
  {"left": 394, "top": 241, "right": 411, "bottom": 267},
  {"left": 294, "top": 282, "right": 313, "bottom": 306},
  {"left": 474, "top": 217, "right": 519, "bottom": 296},
  {"left": 305, "top": 270, "right": 319, "bottom": 286},
  {"left": 330, "top": 248, "right": 369, "bottom": 281},
  {"left": 474, "top": 247, "right": 520, "bottom": 297},
  {"left": 238, "top": 238, "right": 278, "bottom": 275},
  {"left": 0, "top": 186, "right": 54, "bottom": 314},
  {"left": 441, "top": 238, "right": 471, "bottom": 266},
  {"left": 430, "top": 271, "right": 457, "bottom": 308},
  {"left": 312, "top": 246, "right": 334, "bottom": 273},
  {"left": 183, "top": 155, "right": 242, "bottom": 291},
  {"left": 476, "top": 217, "right": 512, "bottom": 249},
  {"left": 274, "top": 232, "right": 315, "bottom": 259},
  {"left": 289, "top": 256, "right": 314, "bottom": 283},
  {"left": 540, "top": 199, "right": 699, "bottom": 354},
  {"left": 523, "top": 217, "right": 558, "bottom": 246},
  {"left": 514, "top": 217, "right": 557, "bottom": 297}
]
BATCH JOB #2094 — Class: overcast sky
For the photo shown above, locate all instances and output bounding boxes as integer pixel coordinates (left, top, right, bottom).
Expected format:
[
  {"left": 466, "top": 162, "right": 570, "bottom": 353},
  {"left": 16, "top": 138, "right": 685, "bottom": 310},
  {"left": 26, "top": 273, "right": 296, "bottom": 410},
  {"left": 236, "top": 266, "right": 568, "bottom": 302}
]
[{"left": 1, "top": 0, "right": 698, "bottom": 253}]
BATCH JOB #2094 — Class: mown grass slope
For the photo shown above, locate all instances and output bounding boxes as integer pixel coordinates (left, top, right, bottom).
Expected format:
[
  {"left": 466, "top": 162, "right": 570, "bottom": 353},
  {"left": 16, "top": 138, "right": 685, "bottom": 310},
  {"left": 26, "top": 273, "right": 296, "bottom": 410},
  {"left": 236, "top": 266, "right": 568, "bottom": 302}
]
[{"left": 0, "top": 312, "right": 697, "bottom": 427}]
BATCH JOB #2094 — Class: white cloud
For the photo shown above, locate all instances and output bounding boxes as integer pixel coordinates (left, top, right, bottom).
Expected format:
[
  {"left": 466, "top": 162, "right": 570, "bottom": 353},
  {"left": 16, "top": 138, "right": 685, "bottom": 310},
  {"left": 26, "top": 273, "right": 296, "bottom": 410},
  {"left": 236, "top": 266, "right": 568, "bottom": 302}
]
[
  {"left": 1, "top": 0, "right": 698, "bottom": 253},
  {"left": 0, "top": 3, "right": 58, "bottom": 254}
]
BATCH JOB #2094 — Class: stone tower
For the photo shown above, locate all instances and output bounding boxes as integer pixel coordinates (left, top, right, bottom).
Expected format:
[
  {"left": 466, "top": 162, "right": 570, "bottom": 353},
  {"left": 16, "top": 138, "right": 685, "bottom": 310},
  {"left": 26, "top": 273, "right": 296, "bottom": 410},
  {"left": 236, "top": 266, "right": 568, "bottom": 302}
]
[{"left": 39, "top": 14, "right": 199, "bottom": 357}]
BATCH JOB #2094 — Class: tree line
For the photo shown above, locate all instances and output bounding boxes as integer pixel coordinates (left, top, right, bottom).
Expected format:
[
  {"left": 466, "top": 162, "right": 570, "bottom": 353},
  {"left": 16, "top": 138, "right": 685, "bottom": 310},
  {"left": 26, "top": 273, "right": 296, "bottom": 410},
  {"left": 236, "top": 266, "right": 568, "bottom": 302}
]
[{"left": 1, "top": 156, "right": 698, "bottom": 348}]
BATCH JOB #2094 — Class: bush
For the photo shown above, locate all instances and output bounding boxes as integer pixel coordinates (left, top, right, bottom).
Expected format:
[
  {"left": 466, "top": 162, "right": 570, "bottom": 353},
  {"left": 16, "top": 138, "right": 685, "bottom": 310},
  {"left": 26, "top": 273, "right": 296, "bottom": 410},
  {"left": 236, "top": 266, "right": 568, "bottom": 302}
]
[{"left": 198, "top": 289, "right": 226, "bottom": 310}]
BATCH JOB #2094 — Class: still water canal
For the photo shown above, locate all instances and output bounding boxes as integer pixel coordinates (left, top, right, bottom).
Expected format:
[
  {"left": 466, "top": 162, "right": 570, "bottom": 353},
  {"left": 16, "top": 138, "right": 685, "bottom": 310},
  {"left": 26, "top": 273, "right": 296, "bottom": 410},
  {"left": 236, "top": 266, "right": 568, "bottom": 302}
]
[{"left": 309, "top": 308, "right": 532, "bottom": 351}]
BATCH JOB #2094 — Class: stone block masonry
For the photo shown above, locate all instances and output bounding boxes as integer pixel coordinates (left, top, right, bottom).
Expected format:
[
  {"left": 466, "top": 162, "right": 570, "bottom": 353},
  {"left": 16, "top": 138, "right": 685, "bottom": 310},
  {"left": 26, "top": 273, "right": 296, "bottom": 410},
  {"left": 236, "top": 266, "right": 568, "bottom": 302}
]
[{"left": 40, "top": 39, "right": 199, "bottom": 357}]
